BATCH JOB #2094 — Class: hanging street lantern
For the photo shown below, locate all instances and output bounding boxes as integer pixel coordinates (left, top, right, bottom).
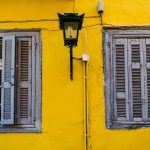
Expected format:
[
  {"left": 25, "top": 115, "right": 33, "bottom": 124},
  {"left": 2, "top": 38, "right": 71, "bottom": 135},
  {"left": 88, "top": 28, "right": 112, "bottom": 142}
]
[{"left": 58, "top": 13, "right": 84, "bottom": 80}]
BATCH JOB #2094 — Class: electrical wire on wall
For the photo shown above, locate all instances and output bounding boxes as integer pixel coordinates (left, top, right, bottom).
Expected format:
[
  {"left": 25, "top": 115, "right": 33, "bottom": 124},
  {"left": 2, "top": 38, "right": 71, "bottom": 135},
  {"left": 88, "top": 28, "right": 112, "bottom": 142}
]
[
  {"left": 71, "top": 1, "right": 90, "bottom": 150},
  {"left": 0, "top": 16, "right": 113, "bottom": 32},
  {"left": 81, "top": 22, "right": 90, "bottom": 150},
  {"left": 100, "top": 13, "right": 103, "bottom": 26},
  {"left": 72, "top": 1, "right": 105, "bottom": 150}
]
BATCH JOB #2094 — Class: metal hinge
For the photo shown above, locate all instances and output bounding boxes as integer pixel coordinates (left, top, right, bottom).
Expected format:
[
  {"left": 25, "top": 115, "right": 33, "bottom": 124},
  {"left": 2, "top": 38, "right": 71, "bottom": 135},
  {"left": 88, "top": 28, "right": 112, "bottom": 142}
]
[
  {"left": 107, "top": 41, "right": 111, "bottom": 47},
  {"left": 15, "top": 114, "right": 18, "bottom": 119},
  {"left": 30, "top": 109, "right": 32, "bottom": 117},
  {"left": 34, "top": 41, "right": 38, "bottom": 50}
]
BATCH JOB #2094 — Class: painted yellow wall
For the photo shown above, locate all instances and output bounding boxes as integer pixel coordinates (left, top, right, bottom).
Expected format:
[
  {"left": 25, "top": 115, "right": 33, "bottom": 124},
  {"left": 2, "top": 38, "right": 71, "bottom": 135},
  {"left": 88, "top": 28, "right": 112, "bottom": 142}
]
[{"left": 0, "top": 0, "right": 150, "bottom": 150}]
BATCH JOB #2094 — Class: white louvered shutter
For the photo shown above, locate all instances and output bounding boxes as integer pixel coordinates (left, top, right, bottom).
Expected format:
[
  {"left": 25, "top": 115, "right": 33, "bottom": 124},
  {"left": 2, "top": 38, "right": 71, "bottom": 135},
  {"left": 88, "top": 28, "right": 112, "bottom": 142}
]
[
  {"left": 1, "top": 36, "right": 15, "bottom": 125},
  {"left": 16, "top": 38, "right": 32, "bottom": 125},
  {"left": 114, "top": 38, "right": 129, "bottom": 121}
]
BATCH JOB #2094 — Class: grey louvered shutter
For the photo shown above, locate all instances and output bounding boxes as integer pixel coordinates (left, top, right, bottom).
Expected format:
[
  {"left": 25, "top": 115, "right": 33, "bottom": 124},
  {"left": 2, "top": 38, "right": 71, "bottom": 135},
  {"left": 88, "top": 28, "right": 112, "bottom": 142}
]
[
  {"left": 114, "top": 38, "right": 129, "bottom": 121},
  {"left": 16, "top": 37, "right": 33, "bottom": 125},
  {"left": 128, "top": 39, "right": 144, "bottom": 121},
  {"left": 144, "top": 39, "right": 150, "bottom": 120},
  {"left": 1, "top": 36, "right": 15, "bottom": 125}
]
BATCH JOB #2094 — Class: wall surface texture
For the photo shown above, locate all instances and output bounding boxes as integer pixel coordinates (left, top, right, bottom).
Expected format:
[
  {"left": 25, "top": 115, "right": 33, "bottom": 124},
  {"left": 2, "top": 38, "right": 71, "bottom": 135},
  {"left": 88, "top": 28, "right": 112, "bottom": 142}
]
[{"left": 0, "top": 0, "right": 150, "bottom": 150}]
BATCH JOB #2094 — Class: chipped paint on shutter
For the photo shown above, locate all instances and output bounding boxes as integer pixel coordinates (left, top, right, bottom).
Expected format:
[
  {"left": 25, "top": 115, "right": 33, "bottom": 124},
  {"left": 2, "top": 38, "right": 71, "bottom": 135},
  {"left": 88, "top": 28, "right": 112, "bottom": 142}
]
[
  {"left": 105, "top": 30, "right": 150, "bottom": 129},
  {"left": 114, "top": 38, "right": 129, "bottom": 121},
  {"left": 16, "top": 37, "right": 32, "bottom": 125},
  {"left": 145, "top": 39, "right": 150, "bottom": 119},
  {"left": 128, "top": 39, "right": 143, "bottom": 121},
  {"left": 1, "top": 36, "right": 15, "bottom": 125}
]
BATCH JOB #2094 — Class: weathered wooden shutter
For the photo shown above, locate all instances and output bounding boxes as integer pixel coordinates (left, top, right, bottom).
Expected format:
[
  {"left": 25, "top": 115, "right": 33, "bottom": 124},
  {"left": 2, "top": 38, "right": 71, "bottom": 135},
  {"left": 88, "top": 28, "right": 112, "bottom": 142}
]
[
  {"left": 128, "top": 39, "right": 144, "bottom": 121},
  {"left": 1, "top": 36, "right": 15, "bottom": 125},
  {"left": 144, "top": 39, "right": 150, "bottom": 120},
  {"left": 115, "top": 38, "right": 150, "bottom": 122},
  {"left": 114, "top": 38, "right": 129, "bottom": 121},
  {"left": 16, "top": 37, "right": 32, "bottom": 125}
]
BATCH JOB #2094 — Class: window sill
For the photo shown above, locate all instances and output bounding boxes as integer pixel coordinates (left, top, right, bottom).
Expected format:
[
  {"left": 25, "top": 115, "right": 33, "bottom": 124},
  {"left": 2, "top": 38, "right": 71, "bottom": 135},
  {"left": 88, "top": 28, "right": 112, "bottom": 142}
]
[
  {"left": 107, "top": 121, "right": 150, "bottom": 130},
  {"left": 0, "top": 125, "right": 41, "bottom": 133}
]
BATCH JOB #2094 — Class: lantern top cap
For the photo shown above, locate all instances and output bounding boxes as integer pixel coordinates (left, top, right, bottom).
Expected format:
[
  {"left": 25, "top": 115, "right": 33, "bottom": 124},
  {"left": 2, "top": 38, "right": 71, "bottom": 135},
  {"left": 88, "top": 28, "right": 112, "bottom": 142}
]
[{"left": 58, "top": 13, "right": 85, "bottom": 30}]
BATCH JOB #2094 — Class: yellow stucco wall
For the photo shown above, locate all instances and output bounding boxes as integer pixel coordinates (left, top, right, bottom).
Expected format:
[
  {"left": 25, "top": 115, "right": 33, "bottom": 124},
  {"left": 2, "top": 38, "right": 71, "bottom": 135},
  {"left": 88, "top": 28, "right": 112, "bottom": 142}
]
[{"left": 0, "top": 0, "right": 150, "bottom": 150}]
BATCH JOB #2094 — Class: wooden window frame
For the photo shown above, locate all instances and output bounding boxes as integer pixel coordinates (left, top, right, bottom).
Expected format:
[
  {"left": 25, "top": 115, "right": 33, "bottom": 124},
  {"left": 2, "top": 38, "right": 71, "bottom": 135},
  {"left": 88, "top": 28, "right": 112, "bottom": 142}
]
[
  {"left": 103, "top": 27, "right": 150, "bottom": 129},
  {"left": 0, "top": 30, "right": 41, "bottom": 133}
]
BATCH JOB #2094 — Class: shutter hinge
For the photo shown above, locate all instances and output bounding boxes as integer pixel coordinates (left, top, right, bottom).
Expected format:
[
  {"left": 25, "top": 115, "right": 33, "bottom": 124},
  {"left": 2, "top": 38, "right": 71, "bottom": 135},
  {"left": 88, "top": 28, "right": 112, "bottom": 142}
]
[
  {"left": 127, "top": 100, "right": 131, "bottom": 104},
  {"left": 15, "top": 114, "right": 18, "bottom": 119},
  {"left": 142, "top": 98, "right": 145, "bottom": 104},
  {"left": 34, "top": 41, "right": 38, "bottom": 50},
  {"left": 107, "top": 41, "right": 111, "bottom": 47},
  {"left": 30, "top": 109, "right": 32, "bottom": 117}
]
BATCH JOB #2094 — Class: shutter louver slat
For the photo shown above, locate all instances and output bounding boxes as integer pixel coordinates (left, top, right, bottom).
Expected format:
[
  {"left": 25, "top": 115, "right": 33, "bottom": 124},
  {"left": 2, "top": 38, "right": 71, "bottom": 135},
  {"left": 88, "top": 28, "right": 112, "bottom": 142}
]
[
  {"left": 115, "top": 42, "right": 127, "bottom": 119},
  {"left": 4, "top": 88, "right": 11, "bottom": 119},
  {"left": 147, "top": 70, "right": 150, "bottom": 117},
  {"left": 146, "top": 42, "right": 150, "bottom": 118},
  {"left": 146, "top": 45, "right": 150, "bottom": 62},
  {"left": 131, "top": 45, "right": 140, "bottom": 62},
  {"left": 20, "top": 88, "right": 28, "bottom": 118},
  {"left": 131, "top": 42, "right": 142, "bottom": 120},
  {"left": 21, "top": 41, "right": 28, "bottom": 81},
  {"left": 132, "top": 69, "right": 142, "bottom": 118}
]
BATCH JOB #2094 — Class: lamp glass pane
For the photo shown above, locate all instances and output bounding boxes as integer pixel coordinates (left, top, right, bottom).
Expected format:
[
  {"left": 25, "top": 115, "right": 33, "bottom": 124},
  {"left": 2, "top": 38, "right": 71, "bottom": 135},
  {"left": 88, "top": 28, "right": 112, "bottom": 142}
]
[{"left": 64, "top": 22, "right": 78, "bottom": 39}]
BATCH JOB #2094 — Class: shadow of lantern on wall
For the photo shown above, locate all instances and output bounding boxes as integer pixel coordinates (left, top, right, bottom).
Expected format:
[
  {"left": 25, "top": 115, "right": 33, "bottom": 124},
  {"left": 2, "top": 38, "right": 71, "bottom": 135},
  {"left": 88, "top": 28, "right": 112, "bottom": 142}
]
[{"left": 58, "top": 13, "right": 84, "bottom": 80}]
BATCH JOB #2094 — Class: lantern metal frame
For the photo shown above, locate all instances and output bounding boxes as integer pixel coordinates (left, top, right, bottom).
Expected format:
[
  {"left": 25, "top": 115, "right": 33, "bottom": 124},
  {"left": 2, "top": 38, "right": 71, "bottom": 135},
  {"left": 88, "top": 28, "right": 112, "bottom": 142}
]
[{"left": 58, "top": 13, "right": 84, "bottom": 80}]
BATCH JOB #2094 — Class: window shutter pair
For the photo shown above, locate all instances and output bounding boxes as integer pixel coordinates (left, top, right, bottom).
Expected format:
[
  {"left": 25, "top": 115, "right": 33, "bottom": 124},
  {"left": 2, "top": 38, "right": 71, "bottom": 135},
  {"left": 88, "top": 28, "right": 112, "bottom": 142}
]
[
  {"left": 1, "top": 36, "right": 33, "bottom": 125},
  {"left": 114, "top": 38, "right": 150, "bottom": 122}
]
